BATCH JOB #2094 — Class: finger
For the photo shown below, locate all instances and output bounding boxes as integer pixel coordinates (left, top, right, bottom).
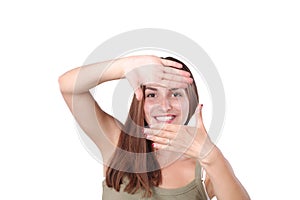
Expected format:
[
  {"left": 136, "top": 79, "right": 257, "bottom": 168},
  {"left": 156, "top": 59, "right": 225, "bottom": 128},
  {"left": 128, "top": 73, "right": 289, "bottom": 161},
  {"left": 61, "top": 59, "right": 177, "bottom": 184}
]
[
  {"left": 161, "top": 73, "right": 193, "bottom": 84},
  {"left": 163, "top": 67, "right": 191, "bottom": 77},
  {"left": 144, "top": 80, "right": 188, "bottom": 89},
  {"left": 161, "top": 59, "right": 183, "bottom": 68},
  {"left": 144, "top": 128, "right": 175, "bottom": 138},
  {"left": 144, "top": 127, "right": 164, "bottom": 135},
  {"left": 195, "top": 104, "right": 204, "bottom": 128},
  {"left": 152, "top": 142, "right": 183, "bottom": 153},
  {"left": 149, "top": 123, "right": 182, "bottom": 133},
  {"left": 146, "top": 135, "right": 171, "bottom": 145},
  {"left": 159, "top": 79, "right": 189, "bottom": 89},
  {"left": 134, "top": 87, "right": 143, "bottom": 101},
  {"left": 152, "top": 142, "right": 168, "bottom": 149}
]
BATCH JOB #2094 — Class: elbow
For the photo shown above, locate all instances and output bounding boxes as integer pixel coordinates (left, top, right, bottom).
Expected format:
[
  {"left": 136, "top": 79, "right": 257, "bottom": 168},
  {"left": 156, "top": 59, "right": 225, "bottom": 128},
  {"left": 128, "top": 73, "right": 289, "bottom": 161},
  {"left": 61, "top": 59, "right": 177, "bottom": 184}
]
[
  {"left": 58, "top": 74, "right": 64, "bottom": 91},
  {"left": 58, "top": 73, "right": 69, "bottom": 93}
]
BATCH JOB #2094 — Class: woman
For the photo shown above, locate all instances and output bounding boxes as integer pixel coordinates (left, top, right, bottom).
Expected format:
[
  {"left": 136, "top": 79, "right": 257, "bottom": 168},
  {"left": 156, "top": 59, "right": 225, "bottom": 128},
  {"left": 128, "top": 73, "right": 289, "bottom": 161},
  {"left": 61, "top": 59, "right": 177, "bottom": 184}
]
[{"left": 59, "top": 55, "right": 250, "bottom": 199}]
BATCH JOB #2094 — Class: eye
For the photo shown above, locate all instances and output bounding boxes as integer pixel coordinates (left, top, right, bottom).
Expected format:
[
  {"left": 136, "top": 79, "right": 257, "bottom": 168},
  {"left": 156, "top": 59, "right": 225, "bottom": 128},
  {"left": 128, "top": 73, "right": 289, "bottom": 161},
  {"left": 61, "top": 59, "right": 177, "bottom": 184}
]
[
  {"left": 146, "top": 93, "right": 156, "bottom": 98},
  {"left": 172, "top": 92, "right": 182, "bottom": 97}
]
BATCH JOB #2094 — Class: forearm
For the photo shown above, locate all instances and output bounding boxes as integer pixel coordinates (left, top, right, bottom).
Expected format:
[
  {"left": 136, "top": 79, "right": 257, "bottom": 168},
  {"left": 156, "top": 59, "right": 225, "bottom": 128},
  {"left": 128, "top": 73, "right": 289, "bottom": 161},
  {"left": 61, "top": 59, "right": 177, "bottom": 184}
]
[
  {"left": 58, "top": 57, "right": 131, "bottom": 94},
  {"left": 199, "top": 147, "right": 250, "bottom": 200}
]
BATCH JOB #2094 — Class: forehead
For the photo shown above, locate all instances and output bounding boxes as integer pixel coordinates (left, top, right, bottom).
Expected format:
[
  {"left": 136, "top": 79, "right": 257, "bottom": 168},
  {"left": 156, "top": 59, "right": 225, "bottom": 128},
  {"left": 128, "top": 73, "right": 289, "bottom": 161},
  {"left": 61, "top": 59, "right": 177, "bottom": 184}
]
[
  {"left": 145, "top": 84, "right": 181, "bottom": 91},
  {"left": 144, "top": 85, "right": 188, "bottom": 96}
]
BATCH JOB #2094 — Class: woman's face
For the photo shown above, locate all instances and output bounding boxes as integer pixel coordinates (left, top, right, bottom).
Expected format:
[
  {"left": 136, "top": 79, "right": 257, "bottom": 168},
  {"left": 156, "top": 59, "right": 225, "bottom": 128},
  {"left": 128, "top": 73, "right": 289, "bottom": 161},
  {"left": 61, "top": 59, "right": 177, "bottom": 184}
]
[{"left": 144, "top": 84, "right": 189, "bottom": 126}]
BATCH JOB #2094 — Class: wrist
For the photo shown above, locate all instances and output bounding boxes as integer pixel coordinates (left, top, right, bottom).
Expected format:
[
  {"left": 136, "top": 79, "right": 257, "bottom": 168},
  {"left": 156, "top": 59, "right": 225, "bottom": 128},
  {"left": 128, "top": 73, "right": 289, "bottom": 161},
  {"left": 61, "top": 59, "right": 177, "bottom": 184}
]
[
  {"left": 198, "top": 144, "right": 220, "bottom": 166},
  {"left": 119, "top": 56, "right": 132, "bottom": 77},
  {"left": 122, "top": 55, "right": 159, "bottom": 75},
  {"left": 100, "top": 56, "right": 135, "bottom": 81},
  {"left": 196, "top": 135, "right": 215, "bottom": 160}
]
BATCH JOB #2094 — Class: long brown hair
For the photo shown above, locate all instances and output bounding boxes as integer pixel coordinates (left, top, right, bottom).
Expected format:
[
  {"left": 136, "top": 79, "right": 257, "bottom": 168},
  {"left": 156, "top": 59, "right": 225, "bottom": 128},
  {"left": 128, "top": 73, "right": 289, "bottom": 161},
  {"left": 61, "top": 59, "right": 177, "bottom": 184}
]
[{"left": 105, "top": 57, "right": 199, "bottom": 197}]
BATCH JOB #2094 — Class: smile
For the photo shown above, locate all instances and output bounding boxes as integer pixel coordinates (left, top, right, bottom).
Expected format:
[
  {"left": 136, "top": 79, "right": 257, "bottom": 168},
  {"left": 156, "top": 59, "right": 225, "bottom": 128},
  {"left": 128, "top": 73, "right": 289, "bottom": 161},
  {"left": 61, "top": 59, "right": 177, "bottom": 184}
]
[{"left": 154, "top": 115, "right": 176, "bottom": 123}]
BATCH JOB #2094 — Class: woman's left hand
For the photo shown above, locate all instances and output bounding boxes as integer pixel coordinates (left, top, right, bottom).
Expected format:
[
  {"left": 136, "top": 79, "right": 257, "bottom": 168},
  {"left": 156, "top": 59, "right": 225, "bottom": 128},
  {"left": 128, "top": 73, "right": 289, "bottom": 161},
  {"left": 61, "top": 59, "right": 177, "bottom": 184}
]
[{"left": 144, "top": 104, "right": 215, "bottom": 160}]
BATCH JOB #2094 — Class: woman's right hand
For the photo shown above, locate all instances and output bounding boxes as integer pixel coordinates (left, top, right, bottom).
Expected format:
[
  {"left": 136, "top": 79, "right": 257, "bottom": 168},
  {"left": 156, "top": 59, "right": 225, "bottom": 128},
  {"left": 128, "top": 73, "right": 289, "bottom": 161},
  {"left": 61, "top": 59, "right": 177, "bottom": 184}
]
[{"left": 124, "top": 55, "right": 193, "bottom": 101}]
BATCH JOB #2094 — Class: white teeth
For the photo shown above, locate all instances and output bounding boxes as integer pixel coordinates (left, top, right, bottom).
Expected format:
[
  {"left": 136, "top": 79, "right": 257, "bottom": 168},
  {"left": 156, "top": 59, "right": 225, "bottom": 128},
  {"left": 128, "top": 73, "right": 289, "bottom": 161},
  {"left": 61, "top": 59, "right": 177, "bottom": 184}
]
[{"left": 155, "top": 116, "right": 175, "bottom": 122}]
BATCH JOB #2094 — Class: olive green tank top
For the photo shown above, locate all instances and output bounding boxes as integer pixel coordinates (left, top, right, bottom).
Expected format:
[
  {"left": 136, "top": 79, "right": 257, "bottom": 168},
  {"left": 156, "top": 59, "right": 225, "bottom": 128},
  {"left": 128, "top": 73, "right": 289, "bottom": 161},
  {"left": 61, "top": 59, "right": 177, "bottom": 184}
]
[{"left": 102, "top": 162, "right": 209, "bottom": 200}]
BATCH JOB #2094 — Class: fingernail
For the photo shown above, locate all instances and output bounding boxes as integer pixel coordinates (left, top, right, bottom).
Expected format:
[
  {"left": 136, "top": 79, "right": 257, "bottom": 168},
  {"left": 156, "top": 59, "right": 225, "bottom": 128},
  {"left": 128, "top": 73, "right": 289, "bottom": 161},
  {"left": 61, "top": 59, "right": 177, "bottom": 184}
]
[{"left": 152, "top": 143, "right": 155, "bottom": 148}]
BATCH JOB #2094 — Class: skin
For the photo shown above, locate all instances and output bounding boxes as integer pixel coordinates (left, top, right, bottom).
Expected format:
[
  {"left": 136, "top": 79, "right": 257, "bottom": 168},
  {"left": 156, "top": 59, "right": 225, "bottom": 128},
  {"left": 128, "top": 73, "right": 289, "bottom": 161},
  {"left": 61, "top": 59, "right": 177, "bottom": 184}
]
[
  {"left": 143, "top": 84, "right": 199, "bottom": 189},
  {"left": 59, "top": 55, "right": 250, "bottom": 200},
  {"left": 143, "top": 85, "right": 189, "bottom": 126}
]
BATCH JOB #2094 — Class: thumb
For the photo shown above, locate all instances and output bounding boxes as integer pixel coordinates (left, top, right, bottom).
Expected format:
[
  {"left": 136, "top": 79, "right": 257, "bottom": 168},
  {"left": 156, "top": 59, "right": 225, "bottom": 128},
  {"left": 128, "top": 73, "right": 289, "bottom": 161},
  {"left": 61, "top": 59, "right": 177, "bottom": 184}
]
[
  {"left": 195, "top": 104, "right": 204, "bottom": 128},
  {"left": 134, "top": 87, "right": 143, "bottom": 101}
]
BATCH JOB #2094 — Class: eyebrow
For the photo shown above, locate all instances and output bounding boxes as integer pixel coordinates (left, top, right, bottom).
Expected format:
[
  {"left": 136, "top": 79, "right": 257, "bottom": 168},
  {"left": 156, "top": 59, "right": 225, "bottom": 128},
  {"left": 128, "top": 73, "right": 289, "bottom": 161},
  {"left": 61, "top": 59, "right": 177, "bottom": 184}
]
[
  {"left": 145, "top": 87, "right": 157, "bottom": 91},
  {"left": 145, "top": 87, "right": 180, "bottom": 91}
]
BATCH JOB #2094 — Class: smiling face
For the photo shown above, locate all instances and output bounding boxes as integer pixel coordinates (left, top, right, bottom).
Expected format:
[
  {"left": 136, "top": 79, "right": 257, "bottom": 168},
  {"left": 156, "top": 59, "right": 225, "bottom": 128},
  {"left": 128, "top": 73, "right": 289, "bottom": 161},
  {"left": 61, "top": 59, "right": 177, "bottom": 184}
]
[{"left": 143, "top": 84, "right": 190, "bottom": 126}]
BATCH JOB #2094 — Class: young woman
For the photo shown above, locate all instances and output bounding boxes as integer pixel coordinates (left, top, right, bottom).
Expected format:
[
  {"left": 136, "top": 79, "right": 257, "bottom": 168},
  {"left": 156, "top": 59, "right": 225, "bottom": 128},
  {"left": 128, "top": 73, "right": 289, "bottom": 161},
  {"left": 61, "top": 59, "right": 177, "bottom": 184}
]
[{"left": 59, "top": 55, "right": 250, "bottom": 200}]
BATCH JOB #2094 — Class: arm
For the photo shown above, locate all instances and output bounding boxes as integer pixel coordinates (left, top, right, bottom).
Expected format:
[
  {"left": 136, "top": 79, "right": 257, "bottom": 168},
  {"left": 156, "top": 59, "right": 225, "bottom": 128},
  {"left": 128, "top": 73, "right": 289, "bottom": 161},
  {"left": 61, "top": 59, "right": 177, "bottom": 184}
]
[
  {"left": 194, "top": 104, "right": 250, "bottom": 199},
  {"left": 58, "top": 57, "right": 130, "bottom": 161},
  {"left": 144, "top": 104, "right": 250, "bottom": 200},
  {"left": 58, "top": 55, "right": 191, "bottom": 162},
  {"left": 200, "top": 147, "right": 250, "bottom": 200}
]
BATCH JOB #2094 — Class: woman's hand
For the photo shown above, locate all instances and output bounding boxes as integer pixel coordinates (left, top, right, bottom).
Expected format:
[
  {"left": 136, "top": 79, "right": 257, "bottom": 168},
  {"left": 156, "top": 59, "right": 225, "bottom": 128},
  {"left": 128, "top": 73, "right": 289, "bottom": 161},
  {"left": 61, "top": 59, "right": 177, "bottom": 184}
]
[
  {"left": 144, "top": 104, "right": 215, "bottom": 160},
  {"left": 124, "top": 55, "right": 193, "bottom": 101}
]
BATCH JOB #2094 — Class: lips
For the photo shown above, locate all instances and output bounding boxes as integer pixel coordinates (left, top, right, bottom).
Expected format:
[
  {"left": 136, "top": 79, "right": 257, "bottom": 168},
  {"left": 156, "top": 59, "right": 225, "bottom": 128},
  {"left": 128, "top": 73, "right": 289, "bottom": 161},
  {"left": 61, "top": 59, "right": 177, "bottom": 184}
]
[{"left": 154, "top": 115, "right": 176, "bottom": 123}]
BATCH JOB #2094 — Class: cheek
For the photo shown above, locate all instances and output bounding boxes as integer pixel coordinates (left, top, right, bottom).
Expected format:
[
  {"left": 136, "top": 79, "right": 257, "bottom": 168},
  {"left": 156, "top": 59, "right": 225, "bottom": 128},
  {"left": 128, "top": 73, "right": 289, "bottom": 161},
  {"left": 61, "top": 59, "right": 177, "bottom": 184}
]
[
  {"left": 143, "top": 102, "right": 152, "bottom": 123},
  {"left": 175, "top": 98, "right": 190, "bottom": 120}
]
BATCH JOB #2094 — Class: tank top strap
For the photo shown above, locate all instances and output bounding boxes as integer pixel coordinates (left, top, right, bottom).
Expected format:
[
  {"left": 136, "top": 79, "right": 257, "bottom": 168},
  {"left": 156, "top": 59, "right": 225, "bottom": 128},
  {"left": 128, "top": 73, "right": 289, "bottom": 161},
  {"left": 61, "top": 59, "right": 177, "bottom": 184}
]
[
  {"left": 195, "top": 161, "right": 202, "bottom": 180},
  {"left": 195, "top": 161, "right": 210, "bottom": 200}
]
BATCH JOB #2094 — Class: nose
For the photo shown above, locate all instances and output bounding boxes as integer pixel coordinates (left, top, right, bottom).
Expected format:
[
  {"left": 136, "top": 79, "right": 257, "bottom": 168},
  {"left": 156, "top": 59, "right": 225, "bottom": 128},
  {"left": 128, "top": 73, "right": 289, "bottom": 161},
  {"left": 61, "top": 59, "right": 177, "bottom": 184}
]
[{"left": 160, "top": 97, "right": 172, "bottom": 111}]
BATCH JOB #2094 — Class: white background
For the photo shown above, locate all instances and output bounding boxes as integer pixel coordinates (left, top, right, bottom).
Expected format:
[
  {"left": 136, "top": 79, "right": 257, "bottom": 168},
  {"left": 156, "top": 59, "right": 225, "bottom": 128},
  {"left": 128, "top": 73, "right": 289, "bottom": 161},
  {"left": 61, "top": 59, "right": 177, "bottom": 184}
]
[{"left": 1, "top": 0, "right": 299, "bottom": 199}]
